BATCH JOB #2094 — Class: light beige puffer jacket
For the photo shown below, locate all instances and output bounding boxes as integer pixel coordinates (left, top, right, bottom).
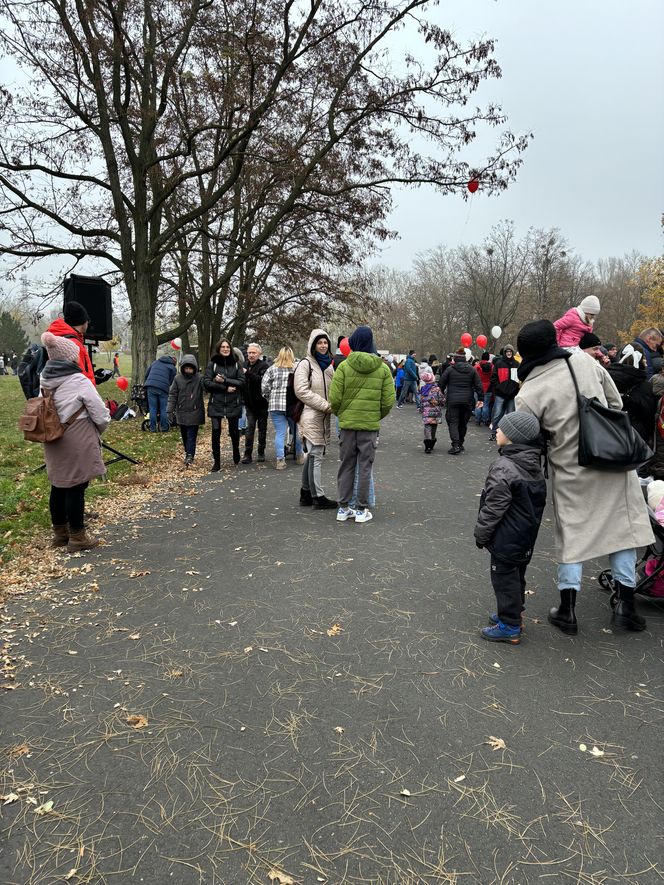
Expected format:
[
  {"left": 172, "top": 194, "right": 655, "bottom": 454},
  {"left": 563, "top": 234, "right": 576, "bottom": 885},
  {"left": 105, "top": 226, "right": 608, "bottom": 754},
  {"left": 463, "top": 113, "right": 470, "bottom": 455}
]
[{"left": 294, "top": 328, "right": 334, "bottom": 446}]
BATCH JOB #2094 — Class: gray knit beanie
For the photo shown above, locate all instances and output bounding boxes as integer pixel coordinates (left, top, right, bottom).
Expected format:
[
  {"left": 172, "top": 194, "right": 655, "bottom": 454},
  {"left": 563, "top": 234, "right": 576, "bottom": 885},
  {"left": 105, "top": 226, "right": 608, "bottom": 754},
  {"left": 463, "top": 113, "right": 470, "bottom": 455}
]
[{"left": 499, "top": 411, "right": 541, "bottom": 444}]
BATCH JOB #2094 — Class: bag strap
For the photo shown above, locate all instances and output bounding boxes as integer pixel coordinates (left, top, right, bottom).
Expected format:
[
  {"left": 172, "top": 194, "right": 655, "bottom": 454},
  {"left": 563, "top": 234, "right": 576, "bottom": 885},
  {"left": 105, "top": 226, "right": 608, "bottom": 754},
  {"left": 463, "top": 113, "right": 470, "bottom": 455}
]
[
  {"left": 39, "top": 387, "right": 86, "bottom": 426},
  {"left": 565, "top": 360, "right": 583, "bottom": 403}
]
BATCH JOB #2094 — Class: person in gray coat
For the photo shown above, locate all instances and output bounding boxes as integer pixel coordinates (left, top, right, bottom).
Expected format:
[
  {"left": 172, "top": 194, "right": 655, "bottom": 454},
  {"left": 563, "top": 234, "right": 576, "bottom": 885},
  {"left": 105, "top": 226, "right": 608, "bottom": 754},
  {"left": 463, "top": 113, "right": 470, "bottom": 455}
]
[{"left": 167, "top": 354, "right": 205, "bottom": 467}]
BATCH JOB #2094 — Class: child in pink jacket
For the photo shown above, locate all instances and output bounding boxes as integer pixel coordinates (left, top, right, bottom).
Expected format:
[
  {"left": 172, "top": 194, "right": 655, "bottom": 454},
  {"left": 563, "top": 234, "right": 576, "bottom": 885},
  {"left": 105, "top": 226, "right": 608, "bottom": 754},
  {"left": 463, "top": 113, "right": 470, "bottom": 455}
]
[{"left": 553, "top": 296, "right": 601, "bottom": 349}]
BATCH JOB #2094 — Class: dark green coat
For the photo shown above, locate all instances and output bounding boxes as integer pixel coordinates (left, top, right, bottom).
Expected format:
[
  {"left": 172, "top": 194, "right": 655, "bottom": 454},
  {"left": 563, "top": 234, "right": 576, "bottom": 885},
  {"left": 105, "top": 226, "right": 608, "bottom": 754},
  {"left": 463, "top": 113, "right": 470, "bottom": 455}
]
[{"left": 329, "top": 352, "right": 395, "bottom": 431}]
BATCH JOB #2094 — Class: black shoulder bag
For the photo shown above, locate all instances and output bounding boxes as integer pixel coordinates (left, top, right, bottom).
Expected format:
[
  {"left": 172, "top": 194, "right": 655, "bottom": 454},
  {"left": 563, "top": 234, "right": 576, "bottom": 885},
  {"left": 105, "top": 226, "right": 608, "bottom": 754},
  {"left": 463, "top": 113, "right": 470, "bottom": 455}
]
[{"left": 566, "top": 361, "right": 653, "bottom": 471}]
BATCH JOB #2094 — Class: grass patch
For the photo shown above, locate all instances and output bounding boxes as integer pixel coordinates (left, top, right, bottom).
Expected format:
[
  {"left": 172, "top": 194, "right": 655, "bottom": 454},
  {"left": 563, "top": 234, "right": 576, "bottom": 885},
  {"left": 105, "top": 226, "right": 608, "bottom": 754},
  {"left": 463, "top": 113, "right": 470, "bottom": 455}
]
[{"left": 0, "top": 356, "right": 179, "bottom": 561}]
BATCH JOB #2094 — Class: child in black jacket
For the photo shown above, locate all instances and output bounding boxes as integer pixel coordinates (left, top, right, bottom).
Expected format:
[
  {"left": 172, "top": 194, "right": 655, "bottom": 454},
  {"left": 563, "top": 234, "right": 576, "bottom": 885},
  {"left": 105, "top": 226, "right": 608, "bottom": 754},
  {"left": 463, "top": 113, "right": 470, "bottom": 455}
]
[{"left": 474, "top": 411, "right": 547, "bottom": 644}]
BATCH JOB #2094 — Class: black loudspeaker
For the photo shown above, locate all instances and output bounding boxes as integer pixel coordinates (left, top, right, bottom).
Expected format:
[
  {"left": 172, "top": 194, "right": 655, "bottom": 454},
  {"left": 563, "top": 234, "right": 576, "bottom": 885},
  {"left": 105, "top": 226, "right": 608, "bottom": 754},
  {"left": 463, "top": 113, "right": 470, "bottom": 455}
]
[{"left": 63, "top": 274, "right": 113, "bottom": 341}]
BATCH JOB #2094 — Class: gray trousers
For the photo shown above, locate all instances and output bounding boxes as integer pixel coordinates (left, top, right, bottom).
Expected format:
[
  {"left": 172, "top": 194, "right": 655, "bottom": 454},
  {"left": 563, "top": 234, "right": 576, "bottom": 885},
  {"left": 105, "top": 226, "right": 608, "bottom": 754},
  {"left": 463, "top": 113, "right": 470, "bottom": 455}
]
[
  {"left": 337, "top": 429, "right": 378, "bottom": 508},
  {"left": 301, "top": 443, "right": 325, "bottom": 497}
]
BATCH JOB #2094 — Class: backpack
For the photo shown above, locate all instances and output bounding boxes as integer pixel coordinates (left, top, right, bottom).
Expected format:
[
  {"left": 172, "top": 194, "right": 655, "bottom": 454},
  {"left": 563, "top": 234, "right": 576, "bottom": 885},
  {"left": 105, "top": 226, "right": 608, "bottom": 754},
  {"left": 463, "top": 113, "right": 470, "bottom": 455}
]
[
  {"left": 113, "top": 403, "right": 129, "bottom": 421},
  {"left": 106, "top": 399, "right": 119, "bottom": 418},
  {"left": 17, "top": 344, "right": 47, "bottom": 400},
  {"left": 286, "top": 362, "right": 312, "bottom": 423},
  {"left": 18, "top": 388, "right": 84, "bottom": 443}
]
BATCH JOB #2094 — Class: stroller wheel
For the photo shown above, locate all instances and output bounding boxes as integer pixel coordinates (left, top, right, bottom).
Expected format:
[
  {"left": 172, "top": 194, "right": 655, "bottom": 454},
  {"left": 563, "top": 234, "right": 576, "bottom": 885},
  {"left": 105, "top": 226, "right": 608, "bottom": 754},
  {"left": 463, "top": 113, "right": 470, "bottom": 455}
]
[
  {"left": 141, "top": 419, "right": 149, "bottom": 432},
  {"left": 609, "top": 591, "right": 618, "bottom": 610},
  {"left": 598, "top": 570, "right": 614, "bottom": 592}
]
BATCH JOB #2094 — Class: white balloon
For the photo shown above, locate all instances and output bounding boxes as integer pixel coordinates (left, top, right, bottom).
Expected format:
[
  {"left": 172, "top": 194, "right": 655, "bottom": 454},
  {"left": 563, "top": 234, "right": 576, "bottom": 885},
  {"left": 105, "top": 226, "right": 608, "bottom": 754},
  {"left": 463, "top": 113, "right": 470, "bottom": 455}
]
[{"left": 491, "top": 325, "right": 502, "bottom": 339}]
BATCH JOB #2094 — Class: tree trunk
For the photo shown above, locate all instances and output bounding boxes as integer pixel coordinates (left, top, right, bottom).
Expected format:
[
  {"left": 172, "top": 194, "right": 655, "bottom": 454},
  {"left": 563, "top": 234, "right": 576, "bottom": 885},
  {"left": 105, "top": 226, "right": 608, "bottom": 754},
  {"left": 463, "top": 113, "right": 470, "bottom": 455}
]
[{"left": 130, "top": 299, "right": 158, "bottom": 385}]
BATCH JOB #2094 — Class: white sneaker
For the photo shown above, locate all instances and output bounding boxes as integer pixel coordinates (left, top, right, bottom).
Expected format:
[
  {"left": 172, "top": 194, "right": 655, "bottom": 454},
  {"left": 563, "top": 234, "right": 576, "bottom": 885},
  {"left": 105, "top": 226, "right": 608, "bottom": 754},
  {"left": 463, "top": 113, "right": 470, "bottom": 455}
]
[
  {"left": 336, "top": 507, "right": 354, "bottom": 522},
  {"left": 354, "top": 508, "right": 373, "bottom": 523}
]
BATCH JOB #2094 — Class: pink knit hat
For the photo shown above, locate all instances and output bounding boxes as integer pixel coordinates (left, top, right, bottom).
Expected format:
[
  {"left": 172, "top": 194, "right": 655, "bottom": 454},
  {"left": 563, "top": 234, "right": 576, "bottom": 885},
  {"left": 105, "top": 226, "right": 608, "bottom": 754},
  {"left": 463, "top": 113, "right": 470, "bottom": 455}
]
[
  {"left": 420, "top": 371, "right": 434, "bottom": 383},
  {"left": 41, "top": 331, "right": 79, "bottom": 363}
]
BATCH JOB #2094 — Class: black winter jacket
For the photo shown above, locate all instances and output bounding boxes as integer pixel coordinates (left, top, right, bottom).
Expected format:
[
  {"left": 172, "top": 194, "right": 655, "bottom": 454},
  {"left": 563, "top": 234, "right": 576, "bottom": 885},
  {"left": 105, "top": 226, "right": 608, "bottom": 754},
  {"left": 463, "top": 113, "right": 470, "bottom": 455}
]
[
  {"left": 243, "top": 357, "right": 269, "bottom": 414},
  {"left": 167, "top": 355, "right": 205, "bottom": 426},
  {"left": 438, "top": 360, "right": 483, "bottom": 407},
  {"left": 607, "top": 362, "right": 658, "bottom": 444},
  {"left": 203, "top": 354, "right": 245, "bottom": 418},
  {"left": 475, "top": 445, "right": 547, "bottom": 563},
  {"left": 490, "top": 355, "right": 520, "bottom": 399}
]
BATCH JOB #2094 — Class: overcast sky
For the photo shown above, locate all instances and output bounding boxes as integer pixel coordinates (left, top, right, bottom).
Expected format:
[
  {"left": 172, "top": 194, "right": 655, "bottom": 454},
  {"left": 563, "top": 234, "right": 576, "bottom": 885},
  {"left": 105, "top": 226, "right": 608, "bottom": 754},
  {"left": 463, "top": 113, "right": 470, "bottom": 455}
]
[{"left": 379, "top": 0, "right": 664, "bottom": 269}]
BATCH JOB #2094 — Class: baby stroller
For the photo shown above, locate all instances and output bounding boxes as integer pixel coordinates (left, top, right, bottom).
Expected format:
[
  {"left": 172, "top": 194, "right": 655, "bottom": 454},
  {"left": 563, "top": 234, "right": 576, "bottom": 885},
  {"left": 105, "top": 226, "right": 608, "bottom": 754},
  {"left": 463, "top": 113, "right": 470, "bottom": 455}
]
[
  {"left": 131, "top": 383, "right": 150, "bottom": 432},
  {"left": 598, "top": 508, "right": 664, "bottom": 605}
]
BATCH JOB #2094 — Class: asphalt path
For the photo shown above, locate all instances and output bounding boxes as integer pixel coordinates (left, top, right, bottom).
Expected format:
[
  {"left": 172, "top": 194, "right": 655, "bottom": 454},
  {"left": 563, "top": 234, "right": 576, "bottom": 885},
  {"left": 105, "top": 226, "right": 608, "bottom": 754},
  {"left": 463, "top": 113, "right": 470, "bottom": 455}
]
[{"left": 1, "top": 407, "right": 663, "bottom": 884}]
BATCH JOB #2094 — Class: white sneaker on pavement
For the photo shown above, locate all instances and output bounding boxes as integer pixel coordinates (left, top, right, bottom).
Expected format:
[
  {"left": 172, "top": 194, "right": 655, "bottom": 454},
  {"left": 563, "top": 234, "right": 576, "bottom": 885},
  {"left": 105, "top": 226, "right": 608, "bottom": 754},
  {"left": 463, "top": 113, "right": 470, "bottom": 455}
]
[
  {"left": 354, "top": 508, "right": 373, "bottom": 523},
  {"left": 336, "top": 507, "right": 355, "bottom": 522}
]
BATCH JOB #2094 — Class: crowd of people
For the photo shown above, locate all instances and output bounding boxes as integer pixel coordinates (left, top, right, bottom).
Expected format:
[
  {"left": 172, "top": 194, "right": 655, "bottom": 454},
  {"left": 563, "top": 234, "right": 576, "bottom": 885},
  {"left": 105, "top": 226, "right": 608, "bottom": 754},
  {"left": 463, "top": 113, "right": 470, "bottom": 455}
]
[
  {"left": 0, "top": 351, "right": 19, "bottom": 375},
  {"left": 21, "top": 297, "right": 664, "bottom": 645}
]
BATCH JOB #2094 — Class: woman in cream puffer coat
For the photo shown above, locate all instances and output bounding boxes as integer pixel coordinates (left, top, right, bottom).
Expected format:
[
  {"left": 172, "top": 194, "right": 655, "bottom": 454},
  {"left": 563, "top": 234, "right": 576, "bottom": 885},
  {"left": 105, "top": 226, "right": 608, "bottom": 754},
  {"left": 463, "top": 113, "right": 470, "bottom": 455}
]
[{"left": 293, "top": 328, "right": 336, "bottom": 508}]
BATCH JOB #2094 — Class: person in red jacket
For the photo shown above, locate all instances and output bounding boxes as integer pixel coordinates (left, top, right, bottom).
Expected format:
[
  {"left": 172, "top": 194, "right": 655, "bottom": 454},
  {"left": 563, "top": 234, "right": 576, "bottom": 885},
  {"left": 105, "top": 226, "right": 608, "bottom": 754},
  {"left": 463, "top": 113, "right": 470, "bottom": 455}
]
[
  {"left": 474, "top": 352, "right": 494, "bottom": 425},
  {"left": 47, "top": 302, "right": 96, "bottom": 385}
]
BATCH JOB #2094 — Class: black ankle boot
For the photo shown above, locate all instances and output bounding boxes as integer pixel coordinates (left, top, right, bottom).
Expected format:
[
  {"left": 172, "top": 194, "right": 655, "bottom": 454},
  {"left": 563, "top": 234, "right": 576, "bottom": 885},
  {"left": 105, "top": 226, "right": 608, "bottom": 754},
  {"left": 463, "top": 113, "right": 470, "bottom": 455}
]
[
  {"left": 299, "top": 488, "right": 313, "bottom": 506},
  {"left": 548, "top": 587, "right": 578, "bottom": 634},
  {"left": 612, "top": 582, "right": 646, "bottom": 631},
  {"left": 313, "top": 495, "right": 337, "bottom": 509},
  {"left": 423, "top": 440, "right": 432, "bottom": 453}
]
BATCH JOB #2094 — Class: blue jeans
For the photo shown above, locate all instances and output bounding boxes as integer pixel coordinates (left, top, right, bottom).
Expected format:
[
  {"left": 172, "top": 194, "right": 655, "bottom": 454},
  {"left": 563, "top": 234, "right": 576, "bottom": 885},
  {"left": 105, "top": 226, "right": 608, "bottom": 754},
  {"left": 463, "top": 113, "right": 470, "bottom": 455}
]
[
  {"left": 270, "top": 411, "right": 303, "bottom": 460},
  {"left": 238, "top": 406, "right": 247, "bottom": 431},
  {"left": 398, "top": 378, "right": 420, "bottom": 406},
  {"left": 349, "top": 465, "right": 375, "bottom": 508},
  {"left": 475, "top": 397, "right": 491, "bottom": 424},
  {"left": 490, "top": 395, "right": 515, "bottom": 431},
  {"left": 147, "top": 387, "right": 170, "bottom": 431},
  {"left": 557, "top": 548, "right": 637, "bottom": 591}
]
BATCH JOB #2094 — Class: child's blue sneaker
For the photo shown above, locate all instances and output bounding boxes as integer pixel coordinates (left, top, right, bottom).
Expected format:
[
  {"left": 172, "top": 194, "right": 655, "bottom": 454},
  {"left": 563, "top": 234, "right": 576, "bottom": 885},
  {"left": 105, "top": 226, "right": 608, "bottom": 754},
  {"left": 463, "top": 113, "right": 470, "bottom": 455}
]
[{"left": 481, "top": 621, "right": 521, "bottom": 644}]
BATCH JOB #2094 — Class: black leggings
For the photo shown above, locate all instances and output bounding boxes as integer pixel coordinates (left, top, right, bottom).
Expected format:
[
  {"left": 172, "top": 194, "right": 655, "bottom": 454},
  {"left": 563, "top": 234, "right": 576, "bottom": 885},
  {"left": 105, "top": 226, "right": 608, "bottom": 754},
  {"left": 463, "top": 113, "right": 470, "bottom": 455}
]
[
  {"left": 211, "top": 416, "right": 240, "bottom": 463},
  {"left": 49, "top": 482, "right": 88, "bottom": 531}
]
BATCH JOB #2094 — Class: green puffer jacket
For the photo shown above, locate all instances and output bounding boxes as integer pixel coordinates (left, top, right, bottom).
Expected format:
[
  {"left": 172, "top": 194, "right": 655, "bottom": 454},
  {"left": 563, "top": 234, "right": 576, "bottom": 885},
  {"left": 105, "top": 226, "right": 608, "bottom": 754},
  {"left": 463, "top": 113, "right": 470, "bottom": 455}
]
[{"left": 329, "top": 352, "right": 395, "bottom": 430}]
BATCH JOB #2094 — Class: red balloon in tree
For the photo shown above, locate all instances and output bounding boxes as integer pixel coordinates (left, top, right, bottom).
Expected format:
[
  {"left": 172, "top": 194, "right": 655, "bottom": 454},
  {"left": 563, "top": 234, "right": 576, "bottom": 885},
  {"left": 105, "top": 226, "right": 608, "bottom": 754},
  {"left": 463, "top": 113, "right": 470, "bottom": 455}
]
[
  {"left": 476, "top": 334, "right": 488, "bottom": 349},
  {"left": 460, "top": 333, "right": 473, "bottom": 348},
  {"left": 339, "top": 337, "right": 351, "bottom": 357},
  {"left": 467, "top": 179, "right": 479, "bottom": 193},
  {"left": 116, "top": 376, "right": 129, "bottom": 392}
]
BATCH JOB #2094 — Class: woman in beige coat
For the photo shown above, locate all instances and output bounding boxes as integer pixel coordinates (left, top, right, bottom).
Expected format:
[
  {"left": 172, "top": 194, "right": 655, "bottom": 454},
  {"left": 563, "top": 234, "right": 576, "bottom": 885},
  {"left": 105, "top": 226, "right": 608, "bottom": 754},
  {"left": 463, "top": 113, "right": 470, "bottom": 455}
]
[
  {"left": 515, "top": 320, "right": 654, "bottom": 634},
  {"left": 294, "top": 328, "right": 337, "bottom": 509}
]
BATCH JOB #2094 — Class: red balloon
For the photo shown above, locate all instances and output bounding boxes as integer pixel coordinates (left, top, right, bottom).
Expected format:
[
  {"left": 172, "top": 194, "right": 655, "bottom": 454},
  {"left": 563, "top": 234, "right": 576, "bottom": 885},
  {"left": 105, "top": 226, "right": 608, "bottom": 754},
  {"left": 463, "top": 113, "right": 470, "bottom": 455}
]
[
  {"left": 460, "top": 333, "right": 473, "bottom": 348},
  {"left": 339, "top": 337, "right": 351, "bottom": 357},
  {"left": 467, "top": 179, "right": 479, "bottom": 194},
  {"left": 116, "top": 376, "right": 129, "bottom": 391},
  {"left": 476, "top": 334, "right": 488, "bottom": 349}
]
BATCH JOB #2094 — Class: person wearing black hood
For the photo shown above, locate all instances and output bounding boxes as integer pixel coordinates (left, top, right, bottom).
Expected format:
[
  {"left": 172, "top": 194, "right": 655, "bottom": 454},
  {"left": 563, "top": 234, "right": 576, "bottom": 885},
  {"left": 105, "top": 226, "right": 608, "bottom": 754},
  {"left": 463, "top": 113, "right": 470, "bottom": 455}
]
[
  {"left": 438, "top": 349, "right": 483, "bottom": 454},
  {"left": 203, "top": 338, "right": 245, "bottom": 471},
  {"left": 607, "top": 345, "right": 658, "bottom": 446},
  {"left": 167, "top": 354, "right": 205, "bottom": 467}
]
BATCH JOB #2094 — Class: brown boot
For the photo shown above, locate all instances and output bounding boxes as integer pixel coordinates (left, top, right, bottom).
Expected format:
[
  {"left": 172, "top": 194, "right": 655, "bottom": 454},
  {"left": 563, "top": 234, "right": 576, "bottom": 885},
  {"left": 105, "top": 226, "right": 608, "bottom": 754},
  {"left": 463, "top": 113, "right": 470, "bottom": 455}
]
[
  {"left": 51, "top": 524, "right": 69, "bottom": 547},
  {"left": 67, "top": 528, "right": 100, "bottom": 553}
]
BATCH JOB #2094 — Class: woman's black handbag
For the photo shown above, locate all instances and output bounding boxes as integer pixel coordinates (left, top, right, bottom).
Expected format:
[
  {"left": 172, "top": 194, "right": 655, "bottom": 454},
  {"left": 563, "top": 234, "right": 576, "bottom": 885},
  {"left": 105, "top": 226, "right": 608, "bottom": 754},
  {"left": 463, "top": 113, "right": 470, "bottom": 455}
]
[{"left": 567, "top": 361, "right": 653, "bottom": 471}]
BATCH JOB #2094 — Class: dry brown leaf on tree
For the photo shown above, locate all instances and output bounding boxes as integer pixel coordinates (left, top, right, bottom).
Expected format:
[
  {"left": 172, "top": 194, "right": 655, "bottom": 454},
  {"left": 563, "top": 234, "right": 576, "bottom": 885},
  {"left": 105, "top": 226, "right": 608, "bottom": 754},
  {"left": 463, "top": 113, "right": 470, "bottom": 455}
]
[
  {"left": 126, "top": 714, "right": 148, "bottom": 729},
  {"left": 486, "top": 735, "right": 507, "bottom": 751}
]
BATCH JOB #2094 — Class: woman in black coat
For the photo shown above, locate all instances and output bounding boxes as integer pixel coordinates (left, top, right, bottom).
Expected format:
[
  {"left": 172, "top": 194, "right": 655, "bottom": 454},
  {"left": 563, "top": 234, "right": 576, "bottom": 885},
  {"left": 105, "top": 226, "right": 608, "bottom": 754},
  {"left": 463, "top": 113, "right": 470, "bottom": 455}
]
[{"left": 203, "top": 338, "right": 245, "bottom": 471}]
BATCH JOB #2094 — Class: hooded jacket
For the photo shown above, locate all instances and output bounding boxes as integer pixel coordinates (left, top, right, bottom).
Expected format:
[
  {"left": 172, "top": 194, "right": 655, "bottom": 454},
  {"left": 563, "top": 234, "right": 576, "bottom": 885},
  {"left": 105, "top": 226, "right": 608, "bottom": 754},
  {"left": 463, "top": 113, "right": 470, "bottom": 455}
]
[
  {"left": 144, "top": 354, "right": 177, "bottom": 394},
  {"left": 294, "top": 328, "right": 335, "bottom": 446},
  {"left": 203, "top": 352, "right": 245, "bottom": 418},
  {"left": 607, "top": 361, "right": 658, "bottom": 444},
  {"left": 46, "top": 317, "right": 95, "bottom": 385},
  {"left": 490, "top": 351, "right": 520, "bottom": 399},
  {"left": 329, "top": 351, "right": 395, "bottom": 431},
  {"left": 403, "top": 354, "right": 419, "bottom": 383},
  {"left": 553, "top": 307, "right": 595, "bottom": 348},
  {"left": 167, "top": 355, "right": 205, "bottom": 426},
  {"left": 40, "top": 360, "right": 110, "bottom": 430},
  {"left": 438, "top": 358, "right": 483, "bottom": 407},
  {"left": 474, "top": 444, "right": 547, "bottom": 563}
]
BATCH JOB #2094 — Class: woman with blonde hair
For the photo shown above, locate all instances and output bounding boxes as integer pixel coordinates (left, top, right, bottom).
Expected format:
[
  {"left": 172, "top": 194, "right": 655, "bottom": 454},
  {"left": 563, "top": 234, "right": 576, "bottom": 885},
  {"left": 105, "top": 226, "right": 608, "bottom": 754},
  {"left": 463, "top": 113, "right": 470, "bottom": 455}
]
[{"left": 261, "top": 346, "right": 304, "bottom": 469}]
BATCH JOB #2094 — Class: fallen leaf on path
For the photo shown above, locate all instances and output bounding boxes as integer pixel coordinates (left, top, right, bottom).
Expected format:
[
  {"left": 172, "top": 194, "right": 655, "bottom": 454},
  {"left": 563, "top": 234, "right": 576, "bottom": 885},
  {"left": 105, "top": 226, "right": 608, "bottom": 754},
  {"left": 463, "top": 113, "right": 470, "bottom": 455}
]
[
  {"left": 34, "top": 799, "right": 54, "bottom": 814},
  {"left": 1, "top": 792, "right": 19, "bottom": 804},
  {"left": 243, "top": 646, "right": 253, "bottom": 654},
  {"left": 334, "top": 726, "right": 344, "bottom": 734},
  {"left": 267, "top": 871, "right": 294, "bottom": 885},
  {"left": 65, "top": 869, "right": 77, "bottom": 881},
  {"left": 126, "top": 714, "right": 148, "bottom": 729},
  {"left": 1, "top": 682, "right": 19, "bottom": 690},
  {"left": 590, "top": 745, "right": 605, "bottom": 757},
  {"left": 454, "top": 775, "right": 466, "bottom": 783},
  {"left": 129, "top": 571, "right": 150, "bottom": 578},
  {"left": 326, "top": 623, "right": 343, "bottom": 637},
  {"left": 67, "top": 650, "right": 78, "bottom": 655},
  {"left": 486, "top": 736, "right": 506, "bottom": 751},
  {"left": 128, "top": 633, "right": 141, "bottom": 641},
  {"left": 400, "top": 788, "right": 411, "bottom": 797}
]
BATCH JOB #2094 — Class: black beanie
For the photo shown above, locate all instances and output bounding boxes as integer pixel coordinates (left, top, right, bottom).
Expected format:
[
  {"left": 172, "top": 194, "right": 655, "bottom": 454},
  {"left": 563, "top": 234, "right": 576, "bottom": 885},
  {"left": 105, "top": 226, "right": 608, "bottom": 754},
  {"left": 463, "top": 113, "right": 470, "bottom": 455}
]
[
  {"left": 63, "top": 300, "right": 90, "bottom": 326},
  {"left": 517, "top": 320, "right": 557, "bottom": 359},
  {"left": 348, "top": 325, "right": 376, "bottom": 354},
  {"left": 579, "top": 331, "right": 601, "bottom": 350}
]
